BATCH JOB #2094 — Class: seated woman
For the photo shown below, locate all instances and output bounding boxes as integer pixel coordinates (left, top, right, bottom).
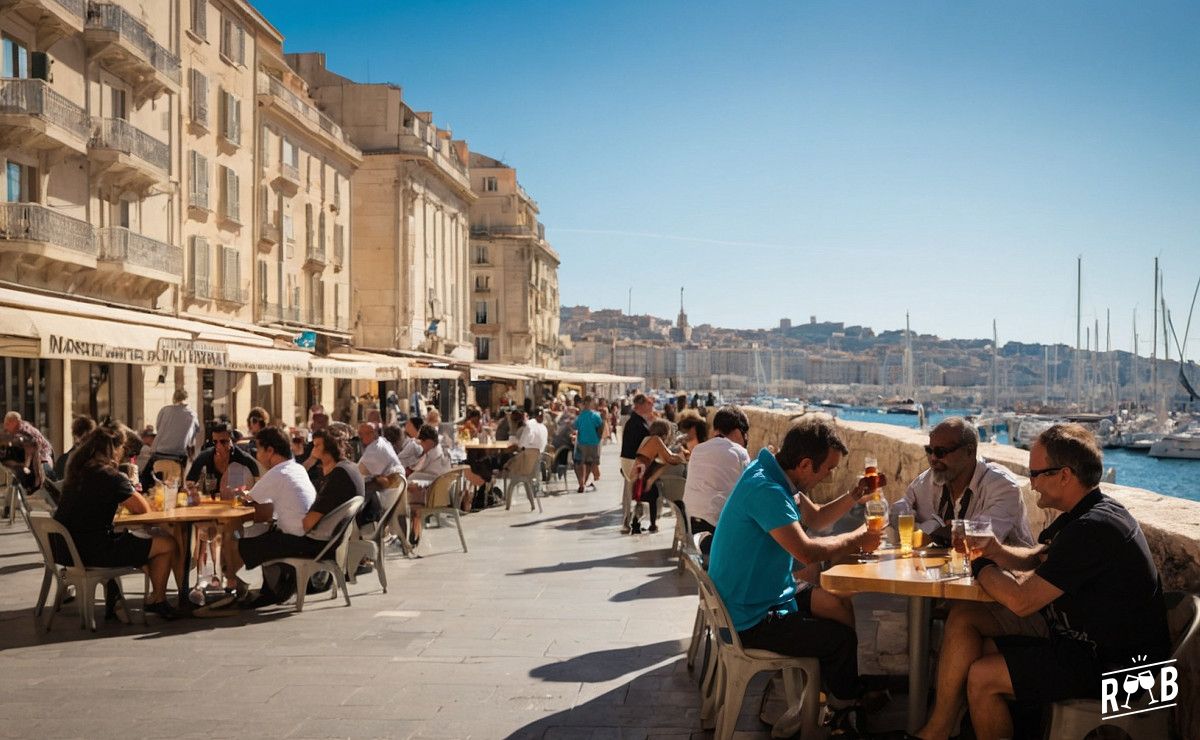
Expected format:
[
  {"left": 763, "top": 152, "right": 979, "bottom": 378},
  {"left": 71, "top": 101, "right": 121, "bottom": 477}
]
[
  {"left": 52, "top": 425, "right": 179, "bottom": 619},
  {"left": 675, "top": 410, "right": 709, "bottom": 454},
  {"left": 405, "top": 424, "right": 451, "bottom": 546},
  {"left": 631, "top": 420, "right": 688, "bottom": 534}
]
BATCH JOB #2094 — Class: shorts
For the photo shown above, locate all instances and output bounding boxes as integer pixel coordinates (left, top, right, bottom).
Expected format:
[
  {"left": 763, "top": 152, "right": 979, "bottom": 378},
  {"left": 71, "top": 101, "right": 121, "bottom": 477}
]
[
  {"left": 995, "top": 635, "right": 1099, "bottom": 702},
  {"left": 574, "top": 444, "right": 600, "bottom": 465},
  {"left": 58, "top": 531, "right": 153, "bottom": 568},
  {"left": 238, "top": 527, "right": 325, "bottom": 569}
]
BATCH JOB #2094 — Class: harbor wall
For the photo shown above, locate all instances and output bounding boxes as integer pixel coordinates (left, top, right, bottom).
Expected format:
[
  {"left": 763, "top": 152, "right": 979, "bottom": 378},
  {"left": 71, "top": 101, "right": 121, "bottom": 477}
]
[{"left": 741, "top": 407, "right": 1200, "bottom": 736}]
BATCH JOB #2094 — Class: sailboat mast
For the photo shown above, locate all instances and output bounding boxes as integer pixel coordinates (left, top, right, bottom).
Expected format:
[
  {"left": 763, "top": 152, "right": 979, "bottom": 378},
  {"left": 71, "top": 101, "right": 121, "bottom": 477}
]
[
  {"left": 1152, "top": 258, "right": 1158, "bottom": 407},
  {"left": 1075, "top": 257, "right": 1082, "bottom": 406}
]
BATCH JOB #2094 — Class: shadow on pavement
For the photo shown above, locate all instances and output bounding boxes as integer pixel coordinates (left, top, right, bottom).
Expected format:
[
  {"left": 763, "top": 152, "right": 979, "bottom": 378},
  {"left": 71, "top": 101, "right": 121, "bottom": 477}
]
[{"left": 506, "top": 550, "right": 671, "bottom": 576}]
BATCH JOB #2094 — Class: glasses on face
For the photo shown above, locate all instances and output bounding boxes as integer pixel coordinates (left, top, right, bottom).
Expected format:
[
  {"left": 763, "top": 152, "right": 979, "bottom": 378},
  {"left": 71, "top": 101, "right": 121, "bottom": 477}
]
[
  {"left": 1029, "top": 466, "right": 1066, "bottom": 479},
  {"left": 214, "top": 438, "right": 232, "bottom": 446},
  {"left": 924, "top": 443, "right": 962, "bottom": 459}
]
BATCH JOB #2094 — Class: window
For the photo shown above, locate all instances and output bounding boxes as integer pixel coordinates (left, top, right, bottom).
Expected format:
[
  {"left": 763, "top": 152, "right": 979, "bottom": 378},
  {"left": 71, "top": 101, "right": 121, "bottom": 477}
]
[
  {"left": 475, "top": 300, "right": 488, "bottom": 325},
  {"left": 475, "top": 337, "right": 490, "bottom": 361},
  {"left": 304, "top": 203, "right": 313, "bottom": 249},
  {"left": 221, "top": 166, "right": 239, "bottom": 222},
  {"left": 116, "top": 199, "right": 130, "bottom": 228},
  {"left": 472, "top": 244, "right": 489, "bottom": 265},
  {"left": 317, "top": 211, "right": 325, "bottom": 250},
  {"left": 474, "top": 275, "right": 489, "bottom": 292},
  {"left": 189, "top": 69, "right": 208, "bottom": 127},
  {"left": 2, "top": 35, "right": 28, "bottom": 78},
  {"left": 220, "top": 90, "right": 240, "bottom": 145},
  {"left": 257, "top": 260, "right": 268, "bottom": 306},
  {"left": 111, "top": 88, "right": 127, "bottom": 120},
  {"left": 282, "top": 212, "right": 294, "bottom": 243},
  {"left": 189, "top": 0, "right": 207, "bottom": 39},
  {"left": 309, "top": 273, "right": 324, "bottom": 324},
  {"left": 189, "top": 236, "right": 210, "bottom": 296},
  {"left": 281, "top": 137, "right": 297, "bottom": 169},
  {"left": 188, "top": 151, "right": 208, "bottom": 209},
  {"left": 219, "top": 15, "right": 245, "bottom": 65},
  {"left": 220, "top": 246, "right": 240, "bottom": 299},
  {"left": 482, "top": 176, "right": 498, "bottom": 192},
  {"left": 5, "top": 161, "right": 37, "bottom": 202},
  {"left": 260, "top": 127, "right": 270, "bottom": 166}
]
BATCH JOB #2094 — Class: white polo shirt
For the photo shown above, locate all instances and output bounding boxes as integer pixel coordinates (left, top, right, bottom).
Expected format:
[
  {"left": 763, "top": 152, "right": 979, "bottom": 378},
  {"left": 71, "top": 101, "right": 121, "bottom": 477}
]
[
  {"left": 247, "top": 459, "right": 317, "bottom": 536},
  {"left": 682, "top": 436, "right": 751, "bottom": 526}
]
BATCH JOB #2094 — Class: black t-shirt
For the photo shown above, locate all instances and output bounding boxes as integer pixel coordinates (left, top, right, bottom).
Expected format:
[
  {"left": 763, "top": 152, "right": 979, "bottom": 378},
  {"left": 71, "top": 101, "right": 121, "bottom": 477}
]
[
  {"left": 310, "top": 461, "right": 364, "bottom": 517},
  {"left": 54, "top": 464, "right": 134, "bottom": 539},
  {"left": 186, "top": 445, "right": 261, "bottom": 482},
  {"left": 621, "top": 413, "right": 650, "bottom": 460},
  {"left": 1036, "top": 489, "right": 1171, "bottom": 668}
]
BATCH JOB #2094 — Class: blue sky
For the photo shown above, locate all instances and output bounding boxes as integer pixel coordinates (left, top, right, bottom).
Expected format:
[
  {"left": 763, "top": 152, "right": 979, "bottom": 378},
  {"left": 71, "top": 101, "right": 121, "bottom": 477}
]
[{"left": 254, "top": 1, "right": 1200, "bottom": 354}]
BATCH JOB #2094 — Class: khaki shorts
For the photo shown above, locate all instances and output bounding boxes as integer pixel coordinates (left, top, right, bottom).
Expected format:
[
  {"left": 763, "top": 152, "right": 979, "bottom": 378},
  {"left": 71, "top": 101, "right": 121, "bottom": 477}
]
[{"left": 985, "top": 602, "right": 1050, "bottom": 638}]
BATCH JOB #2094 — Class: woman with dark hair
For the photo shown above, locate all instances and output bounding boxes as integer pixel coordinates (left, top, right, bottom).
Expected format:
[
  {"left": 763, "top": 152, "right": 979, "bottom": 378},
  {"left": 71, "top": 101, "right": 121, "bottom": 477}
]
[
  {"left": 631, "top": 419, "right": 688, "bottom": 534},
  {"left": 53, "top": 425, "right": 179, "bottom": 619},
  {"left": 675, "top": 410, "right": 709, "bottom": 453}
]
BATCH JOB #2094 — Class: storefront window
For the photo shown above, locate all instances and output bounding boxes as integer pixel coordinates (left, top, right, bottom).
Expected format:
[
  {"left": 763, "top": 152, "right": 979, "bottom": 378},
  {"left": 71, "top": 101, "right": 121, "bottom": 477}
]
[{"left": 1, "top": 356, "right": 49, "bottom": 432}]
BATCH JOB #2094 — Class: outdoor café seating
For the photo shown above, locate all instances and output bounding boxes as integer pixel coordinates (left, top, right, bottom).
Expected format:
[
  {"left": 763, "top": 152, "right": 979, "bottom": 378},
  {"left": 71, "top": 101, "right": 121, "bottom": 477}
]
[{"left": 260, "top": 496, "right": 364, "bottom": 613}]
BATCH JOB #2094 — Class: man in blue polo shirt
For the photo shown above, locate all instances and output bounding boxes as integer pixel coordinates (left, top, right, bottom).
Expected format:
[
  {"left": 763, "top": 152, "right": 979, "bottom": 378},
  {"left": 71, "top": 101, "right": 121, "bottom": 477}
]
[
  {"left": 573, "top": 396, "right": 604, "bottom": 493},
  {"left": 709, "top": 417, "right": 883, "bottom": 715}
]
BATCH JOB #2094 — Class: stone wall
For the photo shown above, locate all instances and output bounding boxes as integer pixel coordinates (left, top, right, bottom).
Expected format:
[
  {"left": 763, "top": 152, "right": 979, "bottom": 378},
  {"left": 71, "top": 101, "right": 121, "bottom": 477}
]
[{"left": 740, "top": 407, "right": 1200, "bottom": 736}]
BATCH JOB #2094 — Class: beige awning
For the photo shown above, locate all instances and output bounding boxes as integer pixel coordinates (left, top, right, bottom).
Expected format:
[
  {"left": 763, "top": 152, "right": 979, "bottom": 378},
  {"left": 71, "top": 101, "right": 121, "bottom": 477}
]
[
  {"left": 225, "top": 344, "right": 311, "bottom": 374},
  {"left": 469, "top": 363, "right": 541, "bottom": 382},
  {"left": 0, "top": 305, "right": 193, "bottom": 364},
  {"left": 307, "top": 356, "right": 377, "bottom": 379},
  {"left": 409, "top": 365, "right": 464, "bottom": 380}
]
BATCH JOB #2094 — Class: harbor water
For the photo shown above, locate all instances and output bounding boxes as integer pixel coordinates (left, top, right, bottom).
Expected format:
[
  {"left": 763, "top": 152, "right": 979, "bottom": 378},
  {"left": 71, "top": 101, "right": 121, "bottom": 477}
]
[{"left": 832, "top": 408, "right": 1199, "bottom": 504}]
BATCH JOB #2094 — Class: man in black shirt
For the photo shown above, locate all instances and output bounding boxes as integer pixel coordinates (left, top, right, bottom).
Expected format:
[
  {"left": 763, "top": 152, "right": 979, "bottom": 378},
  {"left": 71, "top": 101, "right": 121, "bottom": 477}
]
[
  {"left": 186, "top": 423, "right": 261, "bottom": 487},
  {"left": 917, "top": 423, "right": 1170, "bottom": 740},
  {"left": 619, "top": 393, "right": 654, "bottom": 533}
]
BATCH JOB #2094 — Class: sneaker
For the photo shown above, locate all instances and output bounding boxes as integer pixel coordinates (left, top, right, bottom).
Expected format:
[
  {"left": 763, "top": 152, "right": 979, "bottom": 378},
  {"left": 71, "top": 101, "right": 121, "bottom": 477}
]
[
  {"left": 648, "top": 524, "right": 659, "bottom": 533},
  {"left": 629, "top": 517, "right": 642, "bottom": 535},
  {"left": 355, "top": 560, "right": 375, "bottom": 576},
  {"left": 144, "top": 600, "right": 179, "bottom": 620}
]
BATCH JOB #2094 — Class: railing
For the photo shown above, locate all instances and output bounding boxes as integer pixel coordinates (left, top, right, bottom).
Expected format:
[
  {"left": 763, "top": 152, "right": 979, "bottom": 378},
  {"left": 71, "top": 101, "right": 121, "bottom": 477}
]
[
  {"left": 0, "top": 78, "right": 91, "bottom": 141},
  {"left": 91, "top": 117, "right": 170, "bottom": 172},
  {"left": 217, "top": 283, "right": 247, "bottom": 304},
  {"left": 256, "top": 72, "right": 352, "bottom": 148},
  {"left": 49, "top": 0, "right": 85, "bottom": 19},
  {"left": 187, "top": 187, "right": 208, "bottom": 210},
  {"left": 96, "top": 226, "right": 182, "bottom": 276},
  {"left": 279, "top": 162, "right": 299, "bottom": 183},
  {"left": 305, "top": 243, "right": 325, "bottom": 264},
  {"left": 473, "top": 283, "right": 491, "bottom": 293},
  {"left": 85, "top": 3, "right": 181, "bottom": 84},
  {"left": 187, "top": 277, "right": 211, "bottom": 299},
  {"left": 0, "top": 202, "right": 96, "bottom": 255},
  {"left": 260, "top": 302, "right": 301, "bottom": 323},
  {"left": 470, "top": 224, "right": 537, "bottom": 238}
]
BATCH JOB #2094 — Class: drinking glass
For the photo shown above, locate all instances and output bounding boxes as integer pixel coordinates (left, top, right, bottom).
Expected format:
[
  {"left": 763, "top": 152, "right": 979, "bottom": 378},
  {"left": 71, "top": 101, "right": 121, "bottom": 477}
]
[
  {"left": 948, "top": 519, "right": 970, "bottom": 576},
  {"left": 863, "top": 456, "right": 879, "bottom": 492},
  {"left": 965, "top": 518, "right": 994, "bottom": 561},
  {"left": 857, "top": 494, "right": 889, "bottom": 562}
]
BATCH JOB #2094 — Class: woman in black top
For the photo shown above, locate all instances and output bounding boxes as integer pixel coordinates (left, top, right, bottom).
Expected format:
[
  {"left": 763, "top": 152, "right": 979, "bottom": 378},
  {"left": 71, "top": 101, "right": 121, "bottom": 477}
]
[{"left": 53, "top": 425, "right": 179, "bottom": 618}]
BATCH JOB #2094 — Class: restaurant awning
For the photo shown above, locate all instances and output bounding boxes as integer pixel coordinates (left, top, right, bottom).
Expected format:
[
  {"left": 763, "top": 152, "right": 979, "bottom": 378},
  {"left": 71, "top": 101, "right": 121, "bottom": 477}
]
[
  {"left": 469, "top": 363, "right": 542, "bottom": 382},
  {"left": 538, "top": 369, "right": 645, "bottom": 385}
]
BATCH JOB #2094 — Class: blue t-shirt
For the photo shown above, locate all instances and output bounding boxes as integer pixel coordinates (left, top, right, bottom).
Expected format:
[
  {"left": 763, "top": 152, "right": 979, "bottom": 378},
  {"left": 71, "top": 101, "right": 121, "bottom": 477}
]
[
  {"left": 708, "top": 447, "right": 802, "bottom": 631},
  {"left": 574, "top": 409, "right": 603, "bottom": 446}
]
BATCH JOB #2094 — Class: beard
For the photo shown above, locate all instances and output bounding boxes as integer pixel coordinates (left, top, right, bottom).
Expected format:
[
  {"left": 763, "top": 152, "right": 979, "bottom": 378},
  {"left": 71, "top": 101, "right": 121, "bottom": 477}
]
[{"left": 929, "top": 468, "right": 949, "bottom": 486}]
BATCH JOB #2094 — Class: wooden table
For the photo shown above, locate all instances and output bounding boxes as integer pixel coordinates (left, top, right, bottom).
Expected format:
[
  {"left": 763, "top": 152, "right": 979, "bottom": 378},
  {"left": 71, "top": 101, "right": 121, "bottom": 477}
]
[
  {"left": 462, "top": 440, "right": 513, "bottom": 452},
  {"left": 116, "top": 502, "right": 254, "bottom": 610},
  {"left": 821, "top": 549, "right": 992, "bottom": 733}
]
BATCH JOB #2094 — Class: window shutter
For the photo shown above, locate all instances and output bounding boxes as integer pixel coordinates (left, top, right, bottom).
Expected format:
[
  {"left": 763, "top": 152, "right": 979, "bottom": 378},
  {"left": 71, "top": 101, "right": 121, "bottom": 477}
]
[
  {"left": 261, "top": 127, "right": 270, "bottom": 166},
  {"left": 192, "top": 0, "right": 207, "bottom": 38},
  {"left": 191, "top": 236, "right": 210, "bottom": 296},
  {"left": 190, "top": 69, "right": 207, "bottom": 126},
  {"left": 223, "top": 167, "right": 239, "bottom": 222},
  {"left": 236, "top": 24, "right": 246, "bottom": 65},
  {"left": 231, "top": 96, "right": 241, "bottom": 144},
  {"left": 222, "top": 246, "right": 238, "bottom": 293}
]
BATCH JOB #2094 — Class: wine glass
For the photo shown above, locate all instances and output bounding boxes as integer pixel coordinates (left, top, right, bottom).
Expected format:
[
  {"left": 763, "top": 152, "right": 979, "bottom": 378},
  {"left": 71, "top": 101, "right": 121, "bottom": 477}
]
[
  {"left": 1137, "top": 669, "right": 1158, "bottom": 703},
  {"left": 1121, "top": 672, "right": 1140, "bottom": 709}
]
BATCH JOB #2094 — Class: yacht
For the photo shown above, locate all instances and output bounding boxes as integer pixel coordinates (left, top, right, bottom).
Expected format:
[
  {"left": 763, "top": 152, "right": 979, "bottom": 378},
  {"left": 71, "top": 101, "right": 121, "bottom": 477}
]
[
  {"left": 884, "top": 398, "right": 923, "bottom": 416},
  {"left": 1148, "top": 428, "right": 1200, "bottom": 459}
]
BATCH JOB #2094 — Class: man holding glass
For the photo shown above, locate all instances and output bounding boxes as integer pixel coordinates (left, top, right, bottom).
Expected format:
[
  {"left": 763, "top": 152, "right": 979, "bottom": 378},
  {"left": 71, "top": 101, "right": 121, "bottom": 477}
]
[
  {"left": 708, "top": 418, "right": 886, "bottom": 728},
  {"left": 901, "top": 417, "right": 1034, "bottom": 547},
  {"left": 913, "top": 423, "right": 1169, "bottom": 740}
]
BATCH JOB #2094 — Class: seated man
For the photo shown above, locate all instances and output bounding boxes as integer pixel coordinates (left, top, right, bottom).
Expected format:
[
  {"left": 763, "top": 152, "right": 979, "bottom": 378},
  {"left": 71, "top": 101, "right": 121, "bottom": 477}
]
[
  {"left": 708, "top": 418, "right": 884, "bottom": 728},
  {"left": 222, "top": 427, "right": 317, "bottom": 606},
  {"left": 902, "top": 417, "right": 1034, "bottom": 547},
  {"left": 187, "top": 422, "right": 260, "bottom": 493},
  {"left": 356, "top": 422, "right": 402, "bottom": 527},
  {"left": 3, "top": 410, "right": 54, "bottom": 490},
  {"left": 406, "top": 424, "right": 451, "bottom": 546},
  {"left": 915, "top": 424, "right": 1170, "bottom": 740},
  {"left": 681, "top": 405, "right": 752, "bottom": 550}
]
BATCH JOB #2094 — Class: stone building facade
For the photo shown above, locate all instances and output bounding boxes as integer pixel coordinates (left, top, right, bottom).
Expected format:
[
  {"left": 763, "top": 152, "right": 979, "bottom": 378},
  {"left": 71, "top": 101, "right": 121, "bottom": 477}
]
[{"left": 467, "top": 152, "right": 560, "bottom": 368}]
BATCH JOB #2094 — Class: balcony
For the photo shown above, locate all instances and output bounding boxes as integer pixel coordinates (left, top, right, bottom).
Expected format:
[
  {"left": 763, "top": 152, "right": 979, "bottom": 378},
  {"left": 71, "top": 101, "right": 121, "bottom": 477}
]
[
  {"left": 0, "top": 78, "right": 91, "bottom": 155},
  {"left": 259, "top": 301, "right": 301, "bottom": 323},
  {"left": 96, "top": 225, "right": 181, "bottom": 285},
  {"left": 89, "top": 117, "right": 170, "bottom": 192},
  {"left": 0, "top": 0, "right": 84, "bottom": 46},
  {"left": 392, "top": 119, "right": 472, "bottom": 195},
  {"left": 216, "top": 282, "right": 248, "bottom": 305},
  {"left": 473, "top": 283, "right": 491, "bottom": 293},
  {"left": 271, "top": 161, "right": 300, "bottom": 194},
  {"left": 471, "top": 223, "right": 537, "bottom": 239},
  {"left": 0, "top": 203, "right": 97, "bottom": 276},
  {"left": 258, "top": 217, "right": 280, "bottom": 250},
  {"left": 303, "top": 242, "right": 325, "bottom": 269},
  {"left": 256, "top": 72, "right": 359, "bottom": 162},
  {"left": 186, "top": 276, "right": 211, "bottom": 300},
  {"left": 84, "top": 3, "right": 181, "bottom": 102}
]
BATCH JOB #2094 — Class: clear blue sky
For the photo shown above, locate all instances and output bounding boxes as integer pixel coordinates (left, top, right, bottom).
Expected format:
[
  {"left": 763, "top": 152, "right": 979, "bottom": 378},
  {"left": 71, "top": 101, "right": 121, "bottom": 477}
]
[{"left": 254, "top": 0, "right": 1200, "bottom": 355}]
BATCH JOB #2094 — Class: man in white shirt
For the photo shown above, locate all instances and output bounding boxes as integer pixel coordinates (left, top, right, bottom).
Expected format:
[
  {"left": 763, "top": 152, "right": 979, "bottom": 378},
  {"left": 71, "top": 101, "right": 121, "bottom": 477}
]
[
  {"left": 222, "top": 427, "right": 318, "bottom": 602},
  {"left": 682, "top": 406, "right": 752, "bottom": 552},
  {"left": 357, "top": 422, "right": 403, "bottom": 526},
  {"left": 396, "top": 416, "right": 424, "bottom": 469},
  {"left": 902, "top": 417, "right": 1034, "bottom": 547},
  {"left": 407, "top": 424, "right": 452, "bottom": 546},
  {"left": 510, "top": 409, "right": 548, "bottom": 452}
]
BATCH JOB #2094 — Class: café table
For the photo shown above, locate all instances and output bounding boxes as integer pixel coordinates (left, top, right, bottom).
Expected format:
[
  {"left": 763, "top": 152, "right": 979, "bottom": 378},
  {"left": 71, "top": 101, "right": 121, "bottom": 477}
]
[
  {"left": 115, "top": 501, "right": 254, "bottom": 610},
  {"left": 462, "top": 440, "right": 513, "bottom": 452},
  {"left": 820, "top": 549, "right": 992, "bottom": 733}
]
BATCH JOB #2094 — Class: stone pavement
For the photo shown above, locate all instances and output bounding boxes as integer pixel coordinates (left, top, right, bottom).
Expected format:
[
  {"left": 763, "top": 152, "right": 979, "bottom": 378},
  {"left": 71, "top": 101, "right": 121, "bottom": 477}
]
[{"left": 0, "top": 445, "right": 767, "bottom": 739}]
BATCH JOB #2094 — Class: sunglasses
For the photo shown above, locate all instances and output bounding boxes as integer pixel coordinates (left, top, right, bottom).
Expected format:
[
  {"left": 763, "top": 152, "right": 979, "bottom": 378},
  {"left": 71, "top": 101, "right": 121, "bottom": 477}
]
[
  {"left": 1029, "top": 466, "right": 1067, "bottom": 479},
  {"left": 213, "top": 438, "right": 232, "bottom": 445},
  {"left": 924, "top": 444, "right": 962, "bottom": 459}
]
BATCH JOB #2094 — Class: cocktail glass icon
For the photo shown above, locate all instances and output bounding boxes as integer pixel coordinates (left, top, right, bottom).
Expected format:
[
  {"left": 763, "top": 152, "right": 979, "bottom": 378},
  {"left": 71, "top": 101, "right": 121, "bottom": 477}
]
[{"left": 1121, "top": 673, "right": 1140, "bottom": 709}]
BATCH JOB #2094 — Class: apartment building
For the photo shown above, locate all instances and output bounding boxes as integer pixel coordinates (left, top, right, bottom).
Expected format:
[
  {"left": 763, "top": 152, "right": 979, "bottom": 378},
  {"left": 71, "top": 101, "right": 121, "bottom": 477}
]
[
  {"left": 287, "top": 52, "right": 475, "bottom": 364},
  {"left": 468, "top": 152, "right": 561, "bottom": 368}
]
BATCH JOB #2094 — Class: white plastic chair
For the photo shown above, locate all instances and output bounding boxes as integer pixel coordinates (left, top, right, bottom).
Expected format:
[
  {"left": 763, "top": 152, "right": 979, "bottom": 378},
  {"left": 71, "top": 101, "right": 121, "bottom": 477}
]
[
  {"left": 1047, "top": 591, "right": 1199, "bottom": 740},
  {"left": 347, "top": 481, "right": 408, "bottom": 593},
  {"left": 663, "top": 498, "right": 693, "bottom": 573},
  {"left": 418, "top": 466, "right": 469, "bottom": 553},
  {"left": 260, "top": 497, "right": 364, "bottom": 613},
  {"left": 26, "top": 512, "right": 149, "bottom": 631},
  {"left": 547, "top": 445, "right": 572, "bottom": 494},
  {"left": 683, "top": 552, "right": 825, "bottom": 740},
  {"left": 501, "top": 448, "right": 543, "bottom": 512}
]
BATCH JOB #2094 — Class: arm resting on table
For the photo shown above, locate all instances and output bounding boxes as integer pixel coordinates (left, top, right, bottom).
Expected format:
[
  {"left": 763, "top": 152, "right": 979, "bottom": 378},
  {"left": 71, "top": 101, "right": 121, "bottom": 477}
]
[
  {"left": 121, "top": 492, "right": 151, "bottom": 514},
  {"left": 975, "top": 565, "right": 1061, "bottom": 617},
  {"left": 770, "top": 520, "right": 876, "bottom": 564}
]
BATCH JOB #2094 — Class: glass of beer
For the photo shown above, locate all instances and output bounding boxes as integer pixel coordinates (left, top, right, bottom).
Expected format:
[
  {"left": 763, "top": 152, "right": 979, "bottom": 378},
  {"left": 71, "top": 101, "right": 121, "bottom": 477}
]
[
  {"left": 857, "top": 494, "right": 889, "bottom": 562},
  {"left": 948, "top": 519, "right": 970, "bottom": 576},
  {"left": 863, "top": 456, "right": 879, "bottom": 492},
  {"left": 965, "top": 518, "right": 994, "bottom": 560}
]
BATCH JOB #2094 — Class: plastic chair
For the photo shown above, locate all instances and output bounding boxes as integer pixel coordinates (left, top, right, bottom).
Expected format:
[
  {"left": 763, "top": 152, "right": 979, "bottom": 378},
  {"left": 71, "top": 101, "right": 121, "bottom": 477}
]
[
  {"left": 502, "top": 448, "right": 543, "bottom": 512},
  {"left": 347, "top": 481, "right": 408, "bottom": 593},
  {"left": 26, "top": 513, "right": 149, "bottom": 631},
  {"left": 1046, "top": 591, "right": 1200, "bottom": 740},
  {"left": 152, "top": 458, "right": 183, "bottom": 484},
  {"left": 547, "top": 445, "right": 572, "bottom": 494},
  {"left": 683, "top": 552, "right": 824, "bottom": 740},
  {"left": 663, "top": 498, "right": 693, "bottom": 572},
  {"left": 260, "top": 497, "right": 364, "bottom": 613},
  {"left": 419, "top": 467, "right": 469, "bottom": 553}
]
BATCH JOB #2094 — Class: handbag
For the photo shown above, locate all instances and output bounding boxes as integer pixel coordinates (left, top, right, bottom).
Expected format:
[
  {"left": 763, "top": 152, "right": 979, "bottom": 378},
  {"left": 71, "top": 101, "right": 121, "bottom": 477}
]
[{"left": 631, "top": 476, "right": 645, "bottom": 502}]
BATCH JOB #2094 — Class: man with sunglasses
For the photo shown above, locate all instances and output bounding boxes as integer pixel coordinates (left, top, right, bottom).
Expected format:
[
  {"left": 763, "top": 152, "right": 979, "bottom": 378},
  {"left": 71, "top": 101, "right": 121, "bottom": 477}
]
[
  {"left": 912, "top": 423, "right": 1169, "bottom": 740},
  {"left": 186, "top": 422, "right": 261, "bottom": 487},
  {"left": 901, "top": 417, "right": 1033, "bottom": 547}
]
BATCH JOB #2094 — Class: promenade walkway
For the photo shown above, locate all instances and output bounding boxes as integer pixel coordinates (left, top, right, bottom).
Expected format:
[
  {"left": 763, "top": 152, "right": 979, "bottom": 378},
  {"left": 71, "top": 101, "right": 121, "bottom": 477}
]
[{"left": 0, "top": 444, "right": 778, "bottom": 739}]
